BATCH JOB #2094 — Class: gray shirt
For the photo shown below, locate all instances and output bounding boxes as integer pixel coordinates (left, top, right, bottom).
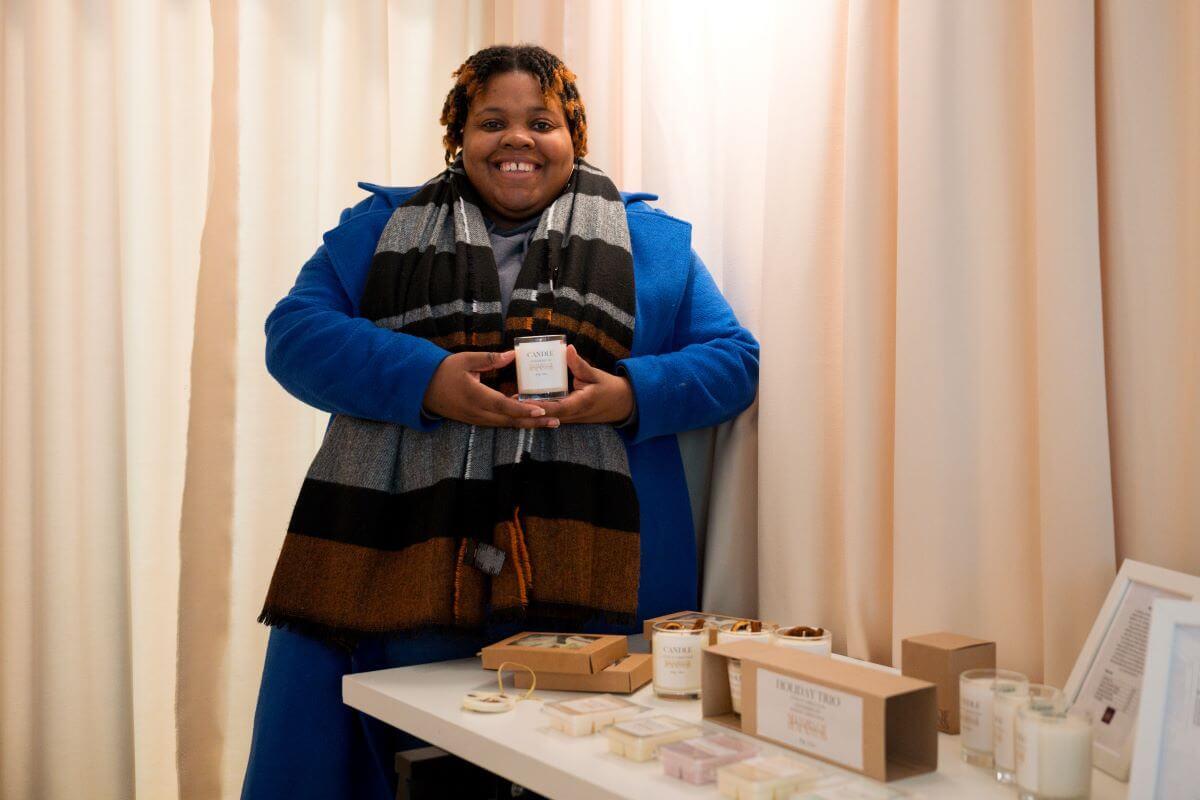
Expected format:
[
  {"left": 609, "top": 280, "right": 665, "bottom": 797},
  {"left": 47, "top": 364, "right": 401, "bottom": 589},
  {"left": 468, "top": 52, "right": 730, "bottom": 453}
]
[{"left": 484, "top": 214, "right": 539, "bottom": 317}]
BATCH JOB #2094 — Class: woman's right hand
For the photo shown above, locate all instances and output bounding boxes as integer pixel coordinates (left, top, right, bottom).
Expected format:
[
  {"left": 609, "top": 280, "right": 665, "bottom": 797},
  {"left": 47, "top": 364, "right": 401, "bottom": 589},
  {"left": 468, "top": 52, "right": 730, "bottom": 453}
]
[{"left": 422, "top": 350, "right": 559, "bottom": 428}]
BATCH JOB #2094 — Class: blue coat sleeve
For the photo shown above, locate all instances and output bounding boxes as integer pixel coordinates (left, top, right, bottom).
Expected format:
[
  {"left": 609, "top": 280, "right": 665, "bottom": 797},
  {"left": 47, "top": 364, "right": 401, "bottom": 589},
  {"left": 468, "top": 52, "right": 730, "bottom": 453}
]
[
  {"left": 263, "top": 225, "right": 450, "bottom": 430},
  {"left": 617, "top": 250, "right": 760, "bottom": 444}
]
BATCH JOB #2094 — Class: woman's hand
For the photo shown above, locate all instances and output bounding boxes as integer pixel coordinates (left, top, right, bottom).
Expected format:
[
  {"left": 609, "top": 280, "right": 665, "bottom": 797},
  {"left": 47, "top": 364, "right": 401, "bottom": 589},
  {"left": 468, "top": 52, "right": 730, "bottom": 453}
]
[
  {"left": 423, "top": 351, "right": 559, "bottom": 428},
  {"left": 528, "top": 345, "right": 634, "bottom": 424}
]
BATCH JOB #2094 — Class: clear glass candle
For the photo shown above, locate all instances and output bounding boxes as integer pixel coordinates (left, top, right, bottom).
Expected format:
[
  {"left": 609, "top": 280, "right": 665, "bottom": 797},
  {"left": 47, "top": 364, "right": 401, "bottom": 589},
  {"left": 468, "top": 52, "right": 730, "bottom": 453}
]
[
  {"left": 993, "top": 683, "right": 1063, "bottom": 784},
  {"left": 1016, "top": 707, "right": 1093, "bottom": 800},
  {"left": 771, "top": 626, "right": 832, "bottom": 656},
  {"left": 514, "top": 334, "right": 567, "bottom": 400},
  {"left": 652, "top": 621, "right": 707, "bottom": 698},
  {"left": 716, "top": 620, "right": 776, "bottom": 714},
  {"left": 959, "top": 668, "right": 1028, "bottom": 768}
]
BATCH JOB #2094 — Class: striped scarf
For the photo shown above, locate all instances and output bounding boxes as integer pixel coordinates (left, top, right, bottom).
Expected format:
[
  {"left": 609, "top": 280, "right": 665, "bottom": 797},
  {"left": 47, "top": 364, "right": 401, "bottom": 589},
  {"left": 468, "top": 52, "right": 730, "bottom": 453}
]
[{"left": 258, "top": 156, "right": 640, "bottom": 647}]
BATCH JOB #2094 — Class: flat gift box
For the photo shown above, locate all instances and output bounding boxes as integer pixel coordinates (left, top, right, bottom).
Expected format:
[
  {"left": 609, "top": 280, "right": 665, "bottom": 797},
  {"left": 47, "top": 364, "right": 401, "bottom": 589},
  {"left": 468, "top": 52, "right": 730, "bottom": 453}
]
[
  {"left": 604, "top": 715, "right": 702, "bottom": 761},
  {"left": 703, "top": 641, "right": 938, "bottom": 783},
  {"left": 510, "top": 653, "right": 651, "bottom": 694},
  {"left": 480, "top": 632, "right": 627, "bottom": 675},
  {"left": 643, "top": 610, "right": 747, "bottom": 645},
  {"left": 899, "top": 632, "right": 995, "bottom": 734}
]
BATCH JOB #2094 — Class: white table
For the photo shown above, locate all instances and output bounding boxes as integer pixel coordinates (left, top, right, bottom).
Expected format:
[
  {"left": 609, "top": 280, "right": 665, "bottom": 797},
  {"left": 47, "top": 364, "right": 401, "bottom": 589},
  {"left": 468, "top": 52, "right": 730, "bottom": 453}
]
[{"left": 344, "top": 654, "right": 1128, "bottom": 800}]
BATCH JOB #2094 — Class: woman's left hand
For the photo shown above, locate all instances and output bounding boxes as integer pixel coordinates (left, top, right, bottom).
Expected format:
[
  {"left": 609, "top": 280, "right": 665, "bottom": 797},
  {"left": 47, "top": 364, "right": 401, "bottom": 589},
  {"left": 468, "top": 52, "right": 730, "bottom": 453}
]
[{"left": 527, "top": 345, "right": 634, "bottom": 424}]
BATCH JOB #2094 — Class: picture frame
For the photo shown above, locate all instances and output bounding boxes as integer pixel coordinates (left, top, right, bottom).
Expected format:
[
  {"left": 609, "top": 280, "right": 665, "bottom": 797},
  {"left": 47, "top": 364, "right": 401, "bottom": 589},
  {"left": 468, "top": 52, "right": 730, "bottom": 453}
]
[
  {"left": 1063, "top": 559, "right": 1200, "bottom": 781},
  {"left": 1127, "top": 599, "right": 1200, "bottom": 799}
]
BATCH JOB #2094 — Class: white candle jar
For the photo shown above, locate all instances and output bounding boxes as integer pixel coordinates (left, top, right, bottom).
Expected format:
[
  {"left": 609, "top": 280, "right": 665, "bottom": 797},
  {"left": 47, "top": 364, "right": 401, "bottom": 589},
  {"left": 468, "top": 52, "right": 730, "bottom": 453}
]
[
  {"left": 960, "top": 668, "right": 1028, "bottom": 768},
  {"left": 993, "top": 683, "right": 1062, "bottom": 784},
  {"left": 514, "top": 334, "right": 568, "bottom": 400},
  {"left": 1016, "top": 706, "right": 1092, "bottom": 800},
  {"left": 771, "top": 626, "right": 833, "bottom": 656},
  {"left": 652, "top": 621, "right": 707, "bottom": 698},
  {"left": 717, "top": 621, "right": 776, "bottom": 714}
]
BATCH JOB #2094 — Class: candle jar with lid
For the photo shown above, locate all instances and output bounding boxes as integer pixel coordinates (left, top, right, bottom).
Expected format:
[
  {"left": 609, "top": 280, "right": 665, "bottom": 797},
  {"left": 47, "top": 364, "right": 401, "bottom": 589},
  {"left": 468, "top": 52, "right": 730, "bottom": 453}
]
[{"left": 652, "top": 620, "right": 708, "bottom": 699}]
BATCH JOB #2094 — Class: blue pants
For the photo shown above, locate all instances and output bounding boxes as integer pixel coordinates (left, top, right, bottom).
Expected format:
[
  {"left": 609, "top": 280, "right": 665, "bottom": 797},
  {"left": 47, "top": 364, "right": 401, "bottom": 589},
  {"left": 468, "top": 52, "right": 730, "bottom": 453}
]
[{"left": 239, "top": 626, "right": 492, "bottom": 800}]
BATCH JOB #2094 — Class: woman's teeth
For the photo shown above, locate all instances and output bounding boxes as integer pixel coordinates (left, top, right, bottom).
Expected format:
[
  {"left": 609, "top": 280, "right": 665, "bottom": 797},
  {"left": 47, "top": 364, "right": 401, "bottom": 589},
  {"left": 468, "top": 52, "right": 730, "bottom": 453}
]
[{"left": 499, "top": 162, "right": 537, "bottom": 172}]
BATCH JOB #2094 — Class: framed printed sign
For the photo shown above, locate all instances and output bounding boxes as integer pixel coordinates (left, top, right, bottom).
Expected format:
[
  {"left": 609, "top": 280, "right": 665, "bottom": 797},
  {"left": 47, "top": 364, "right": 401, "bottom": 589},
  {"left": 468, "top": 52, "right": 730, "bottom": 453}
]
[
  {"left": 1128, "top": 600, "right": 1200, "bottom": 799},
  {"left": 1063, "top": 559, "right": 1200, "bottom": 781}
]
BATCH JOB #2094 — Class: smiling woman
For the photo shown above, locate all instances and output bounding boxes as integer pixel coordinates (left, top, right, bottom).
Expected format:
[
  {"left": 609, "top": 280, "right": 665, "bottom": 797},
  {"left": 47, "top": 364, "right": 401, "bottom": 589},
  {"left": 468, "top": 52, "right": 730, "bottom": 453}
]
[{"left": 240, "top": 43, "right": 759, "bottom": 800}]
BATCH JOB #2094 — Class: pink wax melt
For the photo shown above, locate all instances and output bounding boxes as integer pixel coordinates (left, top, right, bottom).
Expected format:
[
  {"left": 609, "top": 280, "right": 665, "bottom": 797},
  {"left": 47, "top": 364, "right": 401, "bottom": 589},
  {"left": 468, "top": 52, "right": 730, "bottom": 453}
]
[{"left": 660, "top": 733, "right": 759, "bottom": 785}]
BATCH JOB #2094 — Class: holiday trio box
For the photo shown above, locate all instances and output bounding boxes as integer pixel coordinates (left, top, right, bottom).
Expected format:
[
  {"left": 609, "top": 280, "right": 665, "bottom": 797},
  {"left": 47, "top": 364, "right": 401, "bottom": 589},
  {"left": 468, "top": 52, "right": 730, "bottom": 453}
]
[{"left": 702, "top": 640, "right": 938, "bottom": 782}]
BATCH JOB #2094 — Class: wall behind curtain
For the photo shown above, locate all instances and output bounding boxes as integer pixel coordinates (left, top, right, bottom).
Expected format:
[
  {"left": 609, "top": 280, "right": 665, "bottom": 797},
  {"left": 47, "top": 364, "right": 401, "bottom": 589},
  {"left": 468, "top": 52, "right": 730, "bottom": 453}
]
[{"left": 1, "top": 2, "right": 1196, "bottom": 799}]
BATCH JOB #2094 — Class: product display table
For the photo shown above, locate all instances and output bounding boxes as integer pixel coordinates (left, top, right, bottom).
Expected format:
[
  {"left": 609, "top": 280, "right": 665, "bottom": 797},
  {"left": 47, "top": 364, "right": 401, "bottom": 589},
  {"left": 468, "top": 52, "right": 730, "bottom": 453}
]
[{"left": 344, "top": 650, "right": 1129, "bottom": 800}]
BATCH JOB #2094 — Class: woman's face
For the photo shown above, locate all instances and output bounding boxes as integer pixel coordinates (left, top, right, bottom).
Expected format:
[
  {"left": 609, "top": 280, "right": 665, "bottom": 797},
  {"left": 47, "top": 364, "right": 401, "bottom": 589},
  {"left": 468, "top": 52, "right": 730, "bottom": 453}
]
[{"left": 462, "top": 71, "right": 575, "bottom": 228}]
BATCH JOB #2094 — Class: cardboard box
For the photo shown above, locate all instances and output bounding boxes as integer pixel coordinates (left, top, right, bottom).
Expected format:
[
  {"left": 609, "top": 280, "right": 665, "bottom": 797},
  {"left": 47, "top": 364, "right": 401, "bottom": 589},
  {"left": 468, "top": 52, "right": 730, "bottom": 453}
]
[
  {"left": 510, "top": 653, "right": 652, "bottom": 694},
  {"left": 643, "top": 610, "right": 747, "bottom": 645},
  {"left": 479, "top": 632, "right": 626, "bottom": 675},
  {"left": 900, "top": 632, "right": 996, "bottom": 734},
  {"left": 702, "top": 641, "right": 938, "bottom": 783}
]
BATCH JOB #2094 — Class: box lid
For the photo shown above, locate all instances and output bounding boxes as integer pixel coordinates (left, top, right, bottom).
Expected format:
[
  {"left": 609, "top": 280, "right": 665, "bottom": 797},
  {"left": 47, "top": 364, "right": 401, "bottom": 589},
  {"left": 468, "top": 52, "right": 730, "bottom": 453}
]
[
  {"left": 708, "top": 641, "right": 931, "bottom": 699},
  {"left": 903, "top": 632, "right": 992, "bottom": 652}
]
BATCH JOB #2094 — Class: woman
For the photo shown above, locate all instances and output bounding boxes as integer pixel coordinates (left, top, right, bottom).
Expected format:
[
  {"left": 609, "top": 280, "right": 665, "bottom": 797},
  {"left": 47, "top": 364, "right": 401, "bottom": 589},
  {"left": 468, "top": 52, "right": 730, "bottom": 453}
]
[{"left": 241, "top": 44, "right": 758, "bottom": 800}]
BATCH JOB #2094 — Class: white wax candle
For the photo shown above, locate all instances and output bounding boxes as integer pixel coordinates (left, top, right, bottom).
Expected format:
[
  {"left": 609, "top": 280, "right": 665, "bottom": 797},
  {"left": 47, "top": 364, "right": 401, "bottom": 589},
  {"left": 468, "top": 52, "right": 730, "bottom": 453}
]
[
  {"left": 1016, "top": 710, "right": 1092, "bottom": 799},
  {"left": 653, "top": 626, "right": 706, "bottom": 697},
  {"left": 992, "top": 682, "right": 1029, "bottom": 772},
  {"left": 718, "top": 626, "right": 774, "bottom": 714},
  {"left": 514, "top": 335, "right": 567, "bottom": 399},
  {"left": 771, "top": 627, "right": 833, "bottom": 656},
  {"left": 960, "top": 678, "right": 995, "bottom": 754}
]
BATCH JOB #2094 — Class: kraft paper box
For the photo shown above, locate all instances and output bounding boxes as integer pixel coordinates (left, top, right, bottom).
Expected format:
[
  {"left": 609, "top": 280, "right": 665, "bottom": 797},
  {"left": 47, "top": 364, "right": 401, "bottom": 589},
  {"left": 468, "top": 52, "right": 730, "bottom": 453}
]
[
  {"left": 900, "top": 632, "right": 995, "bottom": 734},
  {"left": 702, "top": 640, "right": 938, "bottom": 783},
  {"left": 511, "top": 653, "right": 652, "bottom": 694},
  {"left": 480, "top": 632, "right": 626, "bottom": 675},
  {"left": 642, "top": 610, "right": 746, "bottom": 645}
]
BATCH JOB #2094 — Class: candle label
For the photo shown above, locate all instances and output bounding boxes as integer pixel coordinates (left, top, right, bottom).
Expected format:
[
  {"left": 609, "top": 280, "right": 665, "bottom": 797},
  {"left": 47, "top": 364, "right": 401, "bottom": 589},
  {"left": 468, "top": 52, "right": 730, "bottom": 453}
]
[
  {"left": 516, "top": 340, "right": 567, "bottom": 394},
  {"left": 960, "top": 682, "right": 994, "bottom": 751},
  {"left": 653, "top": 634, "right": 702, "bottom": 692},
  {"left": 755, "top": 668, "right": 864, "bottom": 771}
]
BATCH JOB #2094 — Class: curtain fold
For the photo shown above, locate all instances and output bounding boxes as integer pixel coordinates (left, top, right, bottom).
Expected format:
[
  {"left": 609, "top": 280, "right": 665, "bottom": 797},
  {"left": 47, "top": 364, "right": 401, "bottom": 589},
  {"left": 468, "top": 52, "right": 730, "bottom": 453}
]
[{"left": 2, "top": 2, "right": 1197, "bottom": 798}]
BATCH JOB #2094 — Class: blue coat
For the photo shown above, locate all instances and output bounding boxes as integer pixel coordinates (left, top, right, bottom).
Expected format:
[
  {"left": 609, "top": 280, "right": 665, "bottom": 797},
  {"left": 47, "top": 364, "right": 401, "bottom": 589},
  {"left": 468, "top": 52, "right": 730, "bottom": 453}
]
[{"left": 264, "top": 181, "right": 760, "bottom": 624}]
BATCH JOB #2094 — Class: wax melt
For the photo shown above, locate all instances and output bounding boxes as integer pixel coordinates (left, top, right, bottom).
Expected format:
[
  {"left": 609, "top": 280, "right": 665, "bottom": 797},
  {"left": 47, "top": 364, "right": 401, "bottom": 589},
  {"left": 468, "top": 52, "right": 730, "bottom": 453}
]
[
  {"left": 788, "top": 774, "right": 908, "bottom": 799},
  {"left": 660, "top": 733, "right": 759, "bottom": 784},
  {"left": 717, "top": 755, "right": 825, "bottom": 800},
  {"left": 604, "top": 716, "right": 701, "bottom": 761},
  {"left": 541, "top": 694, "right": 645, "bottom": 736}
]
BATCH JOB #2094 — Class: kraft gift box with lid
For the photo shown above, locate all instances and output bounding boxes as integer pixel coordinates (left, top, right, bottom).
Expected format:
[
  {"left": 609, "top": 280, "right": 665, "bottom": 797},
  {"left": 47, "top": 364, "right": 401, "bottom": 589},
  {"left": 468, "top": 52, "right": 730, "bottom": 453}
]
[{"left": 702, "top": 640, "right": 939, "bottom": 782}]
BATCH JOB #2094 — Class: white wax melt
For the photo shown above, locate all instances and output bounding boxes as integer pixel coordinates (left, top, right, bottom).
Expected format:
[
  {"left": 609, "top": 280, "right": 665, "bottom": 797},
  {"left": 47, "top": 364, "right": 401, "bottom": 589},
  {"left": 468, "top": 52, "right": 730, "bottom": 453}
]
[
  {"left": 604, "top": 715, "right": 701, "bottom": 762},
  {"left": 660, "top": 733, "right": 759, "bottom": 785},
  {"left": 542, "top": 694, "right": 645, "bottom": 736},
  {"left": 717, "top": 755, "right": 825, "bottom": 800},
  {"left": 787, "top": 774, "right": 908, "bottom": 798}
]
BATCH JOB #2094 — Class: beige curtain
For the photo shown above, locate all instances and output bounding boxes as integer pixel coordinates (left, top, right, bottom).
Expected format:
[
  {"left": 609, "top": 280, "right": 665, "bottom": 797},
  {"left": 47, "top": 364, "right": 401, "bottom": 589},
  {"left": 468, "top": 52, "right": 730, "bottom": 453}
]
[{"left": 2, "top": 2, "right": 1196, "bottom": 799}]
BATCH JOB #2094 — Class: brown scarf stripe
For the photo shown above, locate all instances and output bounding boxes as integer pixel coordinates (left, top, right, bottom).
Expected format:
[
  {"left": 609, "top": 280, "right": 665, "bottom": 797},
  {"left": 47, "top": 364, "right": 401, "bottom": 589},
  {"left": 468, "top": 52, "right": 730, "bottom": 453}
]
[{"left": 260, "top": 155, "right": 639, "bottom": 644}]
